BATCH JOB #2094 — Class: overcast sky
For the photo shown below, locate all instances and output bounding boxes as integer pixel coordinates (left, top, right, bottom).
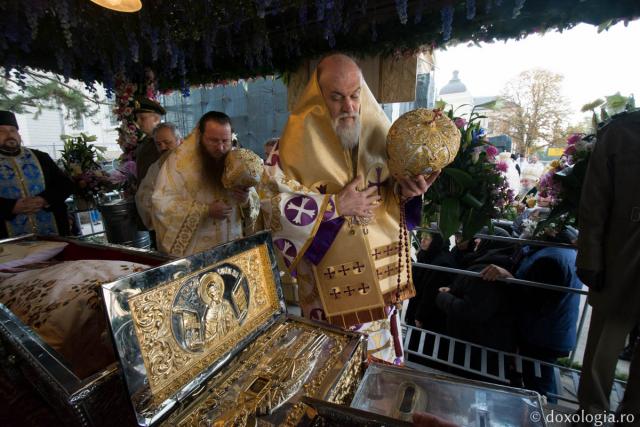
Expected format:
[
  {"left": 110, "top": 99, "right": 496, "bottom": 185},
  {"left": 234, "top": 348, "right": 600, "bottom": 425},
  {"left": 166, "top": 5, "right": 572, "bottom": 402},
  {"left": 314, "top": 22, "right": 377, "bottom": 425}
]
[{"left": 433, "top": 20, "right": 640, "bottom": 123}]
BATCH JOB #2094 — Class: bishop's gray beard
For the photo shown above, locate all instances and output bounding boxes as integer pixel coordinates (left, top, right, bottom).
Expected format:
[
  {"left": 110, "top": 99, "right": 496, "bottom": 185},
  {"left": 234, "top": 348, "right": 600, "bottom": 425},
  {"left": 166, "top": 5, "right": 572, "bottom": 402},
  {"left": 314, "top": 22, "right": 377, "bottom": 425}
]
[{"left": 332, "top": 114, "right": 361, "bottom": 150}]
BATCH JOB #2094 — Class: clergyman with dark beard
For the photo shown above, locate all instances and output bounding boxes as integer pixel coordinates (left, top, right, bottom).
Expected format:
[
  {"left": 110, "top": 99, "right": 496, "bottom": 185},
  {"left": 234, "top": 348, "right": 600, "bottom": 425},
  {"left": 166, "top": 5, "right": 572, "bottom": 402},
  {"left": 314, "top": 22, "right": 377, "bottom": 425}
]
[
  {"left": 0, "top": 110, "right": 74, "bottom": 238},
  {"left": 150, "top": 111, "right": 259, "bottom": 256}
]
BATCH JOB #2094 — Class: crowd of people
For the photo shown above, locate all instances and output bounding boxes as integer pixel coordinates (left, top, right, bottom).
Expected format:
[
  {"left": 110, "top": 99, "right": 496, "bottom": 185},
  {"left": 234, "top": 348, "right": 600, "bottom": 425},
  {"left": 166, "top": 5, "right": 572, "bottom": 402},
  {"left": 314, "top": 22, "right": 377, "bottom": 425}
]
[
  {"left": 1, "top": 52, "right": 638, "bottom": 425},
  {"left": 407, "top": 225, "right": 581, "bottom": 402}
]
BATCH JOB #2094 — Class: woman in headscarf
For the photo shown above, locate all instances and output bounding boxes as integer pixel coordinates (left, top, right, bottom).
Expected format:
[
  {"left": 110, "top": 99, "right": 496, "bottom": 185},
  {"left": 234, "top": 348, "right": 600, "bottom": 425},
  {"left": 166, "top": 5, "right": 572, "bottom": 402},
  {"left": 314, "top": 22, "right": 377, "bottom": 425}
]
[{"left": 406, "top": 231, "right": 457, "bottom": 332}]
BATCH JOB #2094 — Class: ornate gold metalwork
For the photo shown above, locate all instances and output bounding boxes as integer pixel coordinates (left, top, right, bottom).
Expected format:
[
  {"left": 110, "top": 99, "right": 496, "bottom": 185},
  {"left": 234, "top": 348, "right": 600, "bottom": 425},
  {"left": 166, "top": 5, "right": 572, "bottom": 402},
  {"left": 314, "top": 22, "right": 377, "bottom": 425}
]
[
  {"left": 387, "top": 108, "right": 461, "bottom": 177},
  {"left": 128, "top": 245, "right": 279, "bottom": 405},
  {"left": 169, "top": 320, "right": 348, "bottom": 427},
  {"left": 327, "top": 340, "right": 366, "bottom": 405},
  {"left": 222, "top": 148, "right": 265, "bottom": 189}
]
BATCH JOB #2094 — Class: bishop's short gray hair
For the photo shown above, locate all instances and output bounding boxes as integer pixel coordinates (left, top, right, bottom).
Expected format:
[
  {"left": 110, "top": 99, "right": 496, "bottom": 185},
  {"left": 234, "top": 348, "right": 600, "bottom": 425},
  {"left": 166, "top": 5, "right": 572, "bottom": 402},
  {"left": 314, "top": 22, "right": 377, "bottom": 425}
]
[{"left": 152, "top": 122, "right": 182, "bottom": 141}]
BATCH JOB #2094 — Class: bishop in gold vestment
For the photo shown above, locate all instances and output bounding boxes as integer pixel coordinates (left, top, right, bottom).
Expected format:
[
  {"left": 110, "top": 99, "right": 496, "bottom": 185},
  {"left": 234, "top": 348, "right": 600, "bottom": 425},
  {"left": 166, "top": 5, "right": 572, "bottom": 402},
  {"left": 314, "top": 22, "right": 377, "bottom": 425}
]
[{"left": 260, "top": 54, "right": 436, "bottom": 364}]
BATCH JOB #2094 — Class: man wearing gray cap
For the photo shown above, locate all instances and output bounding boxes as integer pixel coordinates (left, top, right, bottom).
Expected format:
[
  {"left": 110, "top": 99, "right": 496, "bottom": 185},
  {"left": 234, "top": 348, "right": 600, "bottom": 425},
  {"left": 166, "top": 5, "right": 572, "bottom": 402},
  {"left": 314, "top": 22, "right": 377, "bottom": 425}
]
[
  {"left": 133, "top": 97, "right": 166, "bottom": 185},
  {"left": 0, "top": 110, "right": 74, "bottom": 238}
]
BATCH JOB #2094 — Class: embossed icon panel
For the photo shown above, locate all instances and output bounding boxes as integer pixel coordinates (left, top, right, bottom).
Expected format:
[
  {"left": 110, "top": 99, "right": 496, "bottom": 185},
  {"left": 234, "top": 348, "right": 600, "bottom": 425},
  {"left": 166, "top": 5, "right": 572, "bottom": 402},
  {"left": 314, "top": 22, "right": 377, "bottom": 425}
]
[
  {"left": 128, "top": 247, "right": 278, "bottom": 404},
  {"left": 170, "top": 264, "right": 251, "bottom": 353},
  {"left": 102, "top": 232, "right": 286, "bottom": 426}
]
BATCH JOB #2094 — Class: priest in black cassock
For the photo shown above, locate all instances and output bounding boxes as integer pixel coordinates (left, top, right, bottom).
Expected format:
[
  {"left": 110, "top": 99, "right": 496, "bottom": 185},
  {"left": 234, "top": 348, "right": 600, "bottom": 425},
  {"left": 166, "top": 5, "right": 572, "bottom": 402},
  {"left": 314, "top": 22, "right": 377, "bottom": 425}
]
[{"left": 0, "top": 110, "right": 74, "bottom": 238}]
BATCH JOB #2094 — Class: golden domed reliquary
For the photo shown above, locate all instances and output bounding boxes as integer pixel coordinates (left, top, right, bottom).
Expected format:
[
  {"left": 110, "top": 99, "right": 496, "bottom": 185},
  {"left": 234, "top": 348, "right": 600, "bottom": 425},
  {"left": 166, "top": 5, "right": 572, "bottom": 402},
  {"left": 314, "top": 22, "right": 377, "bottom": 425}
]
[
  {"left": 223, "top": 148, "right": 264, "bottom": 188},
  {"left": 387, "top": 108, "right": 461, "bottom": 177}
]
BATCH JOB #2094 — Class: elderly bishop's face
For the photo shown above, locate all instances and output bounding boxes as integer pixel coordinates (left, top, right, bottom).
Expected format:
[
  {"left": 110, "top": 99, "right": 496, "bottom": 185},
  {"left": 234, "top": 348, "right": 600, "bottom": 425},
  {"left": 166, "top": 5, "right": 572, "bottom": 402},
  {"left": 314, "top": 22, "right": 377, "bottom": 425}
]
[{"left": 318, "top": 57, "right": 362, "bottom": 149}]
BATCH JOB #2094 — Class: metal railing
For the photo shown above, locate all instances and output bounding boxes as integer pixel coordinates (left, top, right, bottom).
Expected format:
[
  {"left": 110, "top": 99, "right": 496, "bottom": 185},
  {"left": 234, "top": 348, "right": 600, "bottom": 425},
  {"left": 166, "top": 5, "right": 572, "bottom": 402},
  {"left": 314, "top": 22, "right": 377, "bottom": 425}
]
[
  {"left": 408, "top": 226, "right": 592, "bottom": 372},
  {"left": 402, "top": 325, "right": 627, "bottom": 406},
  {"left": 415, "top": 226, "right": 576, "bottom": 249},
  {"left": 413, "top": 262, "right": 588, "bottom": 296}
]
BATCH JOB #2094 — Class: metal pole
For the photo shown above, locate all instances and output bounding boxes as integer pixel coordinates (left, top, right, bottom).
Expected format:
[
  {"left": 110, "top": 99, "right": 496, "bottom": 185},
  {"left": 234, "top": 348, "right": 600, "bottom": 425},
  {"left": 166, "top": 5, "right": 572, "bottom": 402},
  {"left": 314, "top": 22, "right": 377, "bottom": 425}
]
[
  {"left": 569, "top": 301, "right": 591, "bottom": 365},
  {"left": 415, "top": 227, "right": 575, "bottom": 249},
  {"left": 413, "top": 262, "right": 589, "bottom": 296}
]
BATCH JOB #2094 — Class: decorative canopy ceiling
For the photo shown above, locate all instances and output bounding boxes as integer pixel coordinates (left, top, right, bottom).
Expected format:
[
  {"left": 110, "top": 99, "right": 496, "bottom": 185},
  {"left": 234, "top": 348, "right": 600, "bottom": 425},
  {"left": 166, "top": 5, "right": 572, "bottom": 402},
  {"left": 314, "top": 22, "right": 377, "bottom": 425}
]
[{"left": 1, "top": 0, "right": 638, "bottom": 92}]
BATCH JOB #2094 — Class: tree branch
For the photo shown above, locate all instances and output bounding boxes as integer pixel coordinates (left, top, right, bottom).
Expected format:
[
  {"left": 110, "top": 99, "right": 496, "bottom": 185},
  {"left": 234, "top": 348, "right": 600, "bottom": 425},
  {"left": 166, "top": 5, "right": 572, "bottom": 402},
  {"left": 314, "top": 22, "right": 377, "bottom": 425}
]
[{"left": 24, "top": 69, "right": 112, "bottom": 107}]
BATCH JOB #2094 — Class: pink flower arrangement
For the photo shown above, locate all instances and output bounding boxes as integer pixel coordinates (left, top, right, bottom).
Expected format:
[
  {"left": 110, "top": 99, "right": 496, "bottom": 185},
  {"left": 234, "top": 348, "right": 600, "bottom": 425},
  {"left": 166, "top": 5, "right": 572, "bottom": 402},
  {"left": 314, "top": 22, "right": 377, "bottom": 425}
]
[
  {"left": 60, "top": 133, "right": 114, "bottom": 200},
  {"left": 563, "top": 144, "right": 577, "bottom": 158},
  {"left": 567, "top": 133, "right": 582, "bottom": 145},
  {"left": 422, "top": 105, "right": 516, "bottom": 239},
  {"left": 495, "top": 160, "right": 509, "bottom": 173},
  {"left": 532, "top": 133, "right": 595, "bottom": 238},
  {"left": 562, "top": 133, "right": 593, "bottom": 166},
  {"left": 485, "top": 144, "right": 499, "bottom": 160},
  {"left": 454, "top": 117, "right": 467, "bottom": 129}
]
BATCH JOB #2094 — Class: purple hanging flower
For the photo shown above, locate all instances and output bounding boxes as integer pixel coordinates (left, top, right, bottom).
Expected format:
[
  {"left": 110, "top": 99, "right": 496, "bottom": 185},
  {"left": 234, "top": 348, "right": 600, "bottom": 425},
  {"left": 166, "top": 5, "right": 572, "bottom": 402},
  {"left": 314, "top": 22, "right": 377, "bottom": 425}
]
[
  {"left": 513, "top": 0, "right": 526, "bottom": 18},
  {"left": 359, "top": 0, "right": 367, "bottom": 15},
  {"left": 299, "top": 2, "right": 308, "bottom": 26},
  {"left": 178, "top": 50, "right": 187, "bottom": 77},
  {"left": 331, "top": 0, "right": 344, "bottom": 31},
  {"left": 316, "top": 0, "right": 326, "bottom": 20},
  {"left": 467, "top": 0, "right": 476, "bottom": 20},
  {"left": 203, "top": 33, "right": 213, "bottom": 70},
  {"left": 181, "top": 79, "right": 190, "bottom": 97},
  {"left": 24, "top": 2, "right": 41, "bottom": 40},
  {"left": 244, "top": 40, "right": 255, "bottom": 69},
  {"left": 485, "top": 0, "right": 493, "bottom": 14},
  {"left": 63, "top": 61, "right": 72, "bottom": 82},
  {"left": 264, "top": 35, "right": 273, "bottom": 65},
  {"left": 414, "top": 0, "right": 426, "bottom": 24},
  {"left": 150, "top": 29, "right": 160, "bottom": 62},
  {"left": 105, "top": 82, "right": 114, "bottom": 99},
  {"left": 128, "top": 33, "right": 140, "bottom": 63},
  {"left": 169, "top": 45, "right": 179, "bottom": 70},
  {"left": 441, "top": 5, "right": 454, "bottom": 42},
  {"left": 55, "top": 49, "right": 64, "bottom": 72},
  {"left": 255, "top": 0, "right": 269, "bottom": 19},
  {"left": 324, "top": 25, "right": 336, "bottom": 48},
  {"left": 395, "top": 0, "right": 408, "bottom": 25},
  {"left": 225, "top": 28, "right": 234, "bottom": 57},
  {"left": 57, "top": 0, "right": 73, "bottom": 48}
]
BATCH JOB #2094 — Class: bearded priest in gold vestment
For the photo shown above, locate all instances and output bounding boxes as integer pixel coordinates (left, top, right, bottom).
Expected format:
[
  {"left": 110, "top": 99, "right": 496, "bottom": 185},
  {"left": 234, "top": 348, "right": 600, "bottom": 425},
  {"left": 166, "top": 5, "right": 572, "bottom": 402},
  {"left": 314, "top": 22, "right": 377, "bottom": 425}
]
[
  {"left": 151, "top": 112, "right": 260, "bottom": 257},
  {"left": 260, "top": 54, "right": 438, "bottom": 364}
]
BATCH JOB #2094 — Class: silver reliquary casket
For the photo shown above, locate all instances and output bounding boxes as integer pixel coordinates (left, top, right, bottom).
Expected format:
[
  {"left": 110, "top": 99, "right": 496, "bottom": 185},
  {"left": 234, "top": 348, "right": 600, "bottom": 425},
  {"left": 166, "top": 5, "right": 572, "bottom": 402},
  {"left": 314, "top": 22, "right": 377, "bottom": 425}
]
[
  {"left": 349, "top": 363, "right": 546, "bottom": 426},
  {"left": 0, "top": 235, "right": 172, "bottom": 427},
  {"left": 102, "top": 231, "right": 366, "bottom": 426}
]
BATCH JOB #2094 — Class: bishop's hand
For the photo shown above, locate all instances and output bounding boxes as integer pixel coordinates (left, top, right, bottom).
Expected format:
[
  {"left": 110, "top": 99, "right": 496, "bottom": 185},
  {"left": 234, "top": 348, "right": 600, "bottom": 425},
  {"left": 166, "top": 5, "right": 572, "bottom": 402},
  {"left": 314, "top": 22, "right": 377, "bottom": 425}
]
[
  {"left": 336, "top": 175, "right": 380, "bottom": 218},
  {"left": 209, "top": 200, "right": 233, "bottom": 220},
  {"left": 231, "top": 187, "right": 250, "bottom": 206},
  {"left": 396, "top": 171, "right": 441, "bottom": 199}
]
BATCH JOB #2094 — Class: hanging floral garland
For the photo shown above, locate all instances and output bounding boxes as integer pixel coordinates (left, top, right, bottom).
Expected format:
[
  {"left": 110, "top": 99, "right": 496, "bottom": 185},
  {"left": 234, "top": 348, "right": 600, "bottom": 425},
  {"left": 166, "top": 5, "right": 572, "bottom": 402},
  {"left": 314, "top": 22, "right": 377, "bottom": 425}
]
[
  {"left": 108, "top": 69, "right": 159, "bottom": 195},
  {"left": 2, "top": 0, "right": 638, "bottom": 91}
]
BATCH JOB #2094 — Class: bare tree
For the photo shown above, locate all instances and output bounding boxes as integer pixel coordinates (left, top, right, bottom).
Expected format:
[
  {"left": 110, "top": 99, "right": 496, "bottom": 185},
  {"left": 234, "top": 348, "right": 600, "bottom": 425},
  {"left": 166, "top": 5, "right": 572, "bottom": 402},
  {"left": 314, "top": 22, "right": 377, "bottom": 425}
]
[{"left": 492, "top": 69, "right": 570, "bottom": 155}]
